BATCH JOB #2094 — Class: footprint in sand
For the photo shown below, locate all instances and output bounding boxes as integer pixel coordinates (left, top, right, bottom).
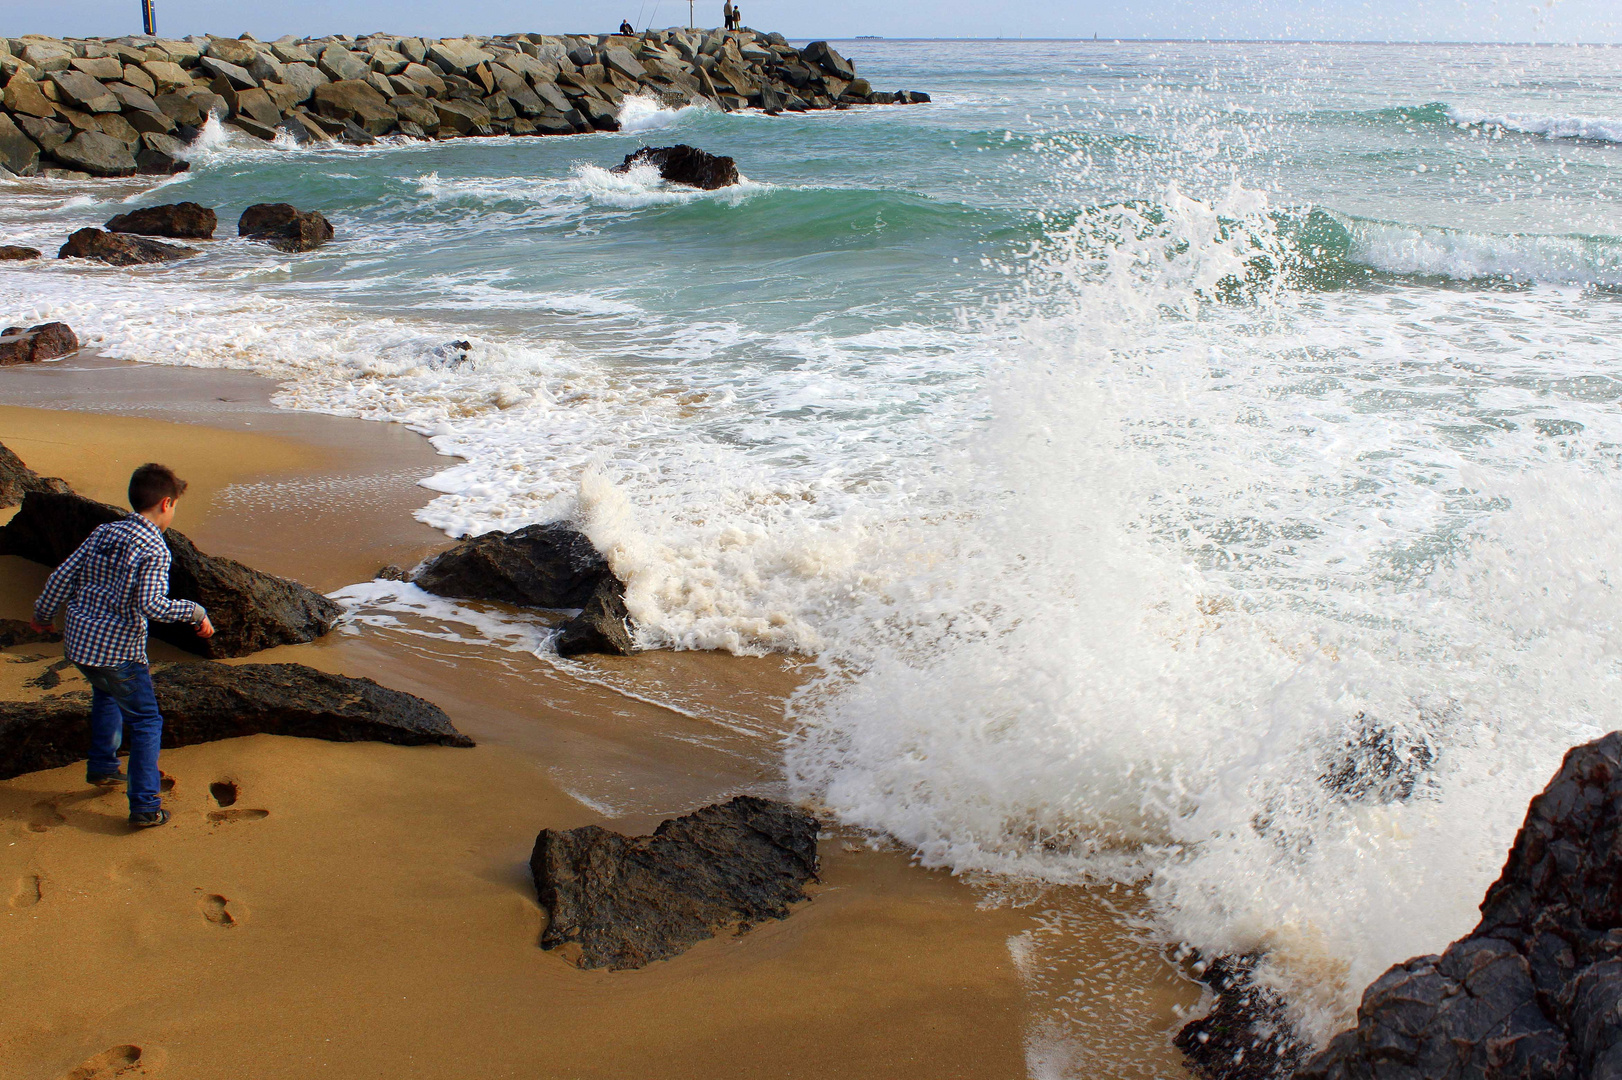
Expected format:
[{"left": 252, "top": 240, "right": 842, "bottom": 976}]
[
  {"left": 10, "top": 873, "right": 41, "bottom": 909},
  {"left": 28, "top": 799, "right": 65, "bottom": 833},
  {"left": 159, "top": 772, "right": 176, "bottom": 793},
  {"left": 198, "top": 893, "right": 236, "bottom": 928},
  {"left": 56, "top": 1044, "right": 147, "bottom": 1080},
  {"left": 206, "top": 781, "right": 266, "bottom": 823}
]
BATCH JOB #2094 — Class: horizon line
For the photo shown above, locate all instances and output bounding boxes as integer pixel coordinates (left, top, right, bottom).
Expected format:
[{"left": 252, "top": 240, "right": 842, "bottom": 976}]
[{"left": 811, "top": 36, "right": 1619, "bottom": 47}]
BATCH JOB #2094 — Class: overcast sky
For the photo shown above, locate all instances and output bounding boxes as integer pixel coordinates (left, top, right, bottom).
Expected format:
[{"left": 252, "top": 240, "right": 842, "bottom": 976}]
[{"left": 7, "top": 0, "right": 1619, "bottom": 44}]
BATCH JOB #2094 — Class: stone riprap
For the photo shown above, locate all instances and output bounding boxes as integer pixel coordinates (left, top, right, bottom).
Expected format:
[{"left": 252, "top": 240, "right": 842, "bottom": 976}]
[{"left": 0, "top": 30, "right": 927, "bottom": 177}]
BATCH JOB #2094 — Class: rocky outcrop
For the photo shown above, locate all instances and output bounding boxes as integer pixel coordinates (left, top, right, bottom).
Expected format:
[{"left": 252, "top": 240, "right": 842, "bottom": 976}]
[
  {"left": 0, "top": 489, "right": 342, "bottom": 659},
  {"left": 1177, "top": 955, "right": 1310, "bottom": 1080},
  {"left": 412, "top": 522, "right": 636, "bottom": 656},
  {"left": 0, "top": 442, "right": 67, "bottom": 507},
  {"left": 57, "top": 228, "right": 198, "bottom": 265},
  {"left": 0, "top": 322, "right": 79, "bottom": 365},
  {"left": 612, "top": 144, "right": 738, "bottom": 189},
  {"left": 0, "top": 30, "right": 925, "bottom": 171},
  {"left": 104, "top": 202, "right": 217, "bottom": 239},
  {"left": 530, "top": 795, "right": 820, "bottom": 969},
  {"left": 0, "top": 661, "right": 473, "bottom": 780},
  {"left": 0, "top": 617, "right": 61, "bottom": 648},
  {"left": 1297, "top": 731, "right": 1622, "bottom": 1080},
  {"left": 237, "top": 203, "right": 333, "bottom": 252}
]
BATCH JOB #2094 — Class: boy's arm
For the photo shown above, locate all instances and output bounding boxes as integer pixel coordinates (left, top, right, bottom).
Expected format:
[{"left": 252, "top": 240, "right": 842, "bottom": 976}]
[
  {"left": 31, "top": 538, "right": 91, "bottom": 628},
  {"left": 132, "top": 550, "right": 207, "bottom": 627}
]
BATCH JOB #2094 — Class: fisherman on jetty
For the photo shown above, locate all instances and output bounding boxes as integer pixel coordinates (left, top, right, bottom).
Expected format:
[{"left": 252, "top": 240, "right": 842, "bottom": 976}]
[
  {"left": 723, "top": 1, "right": 737, "bottom": 29},
  {"left": 620, "top": 18, "right": 634, "bottom": 34}
]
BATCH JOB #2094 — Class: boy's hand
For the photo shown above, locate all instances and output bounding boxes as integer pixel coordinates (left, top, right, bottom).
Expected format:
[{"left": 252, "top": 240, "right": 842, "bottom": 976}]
[
  {"left": 196, "top": 616, "right": 215, "bottom": 639},
  {"left": 28, "top": 618, "right": 51, "bottom": 635}
]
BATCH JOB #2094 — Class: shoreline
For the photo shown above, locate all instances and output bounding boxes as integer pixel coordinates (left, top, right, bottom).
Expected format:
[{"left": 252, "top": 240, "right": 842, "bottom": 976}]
[{"left": 0, "top": 359, "right": 1200, "bottom": 1079}]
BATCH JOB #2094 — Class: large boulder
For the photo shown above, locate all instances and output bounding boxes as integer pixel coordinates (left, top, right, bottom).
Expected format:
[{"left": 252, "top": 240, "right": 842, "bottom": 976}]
[
  {"left": 310, "top": 79, "right": 396, "bottom": 134},
  {"left": 46, "top": 70, "right": 119, "bottom": 113},
  {"left": 530, "top": 796, "right": 820, "bottom": 969},
  {"left": 135, "top": 132, "right": 190, "bottom": 176},
  {"left": 104, "top": 202, "right": 217, "bottom": 240},
  {"left": 0, "top": 322, "right": 79, "bottom": 366},
  {"left": 0, "top": 247, "right": 42, "bottom": 261},
  {"left": 0, "top": 441, "right": 69, "bottom": 507},
  {"left": 0, "top": 489, "right": 343, "bottom": 659},
  {"left": 0, "top": 112, "right": 41, "bottom": 176},
  {"left": 555, "top": 577, "right": 635, "bottom": 657},
  {"left": 237, "top": 203, "right": 333, "bottom": 253},
  {"left": 0, "top": 661, "right": 473, "bottom": 781},
  {"left": 49, "top": 131, "right": 137, "bottom": 177},
  {"left": 426, "top": 39, "right": 494, "bottom": 76},
  {"left": 801, "top": 41, "right": 856, "bottom": 81},
  {"left": 1298, "top": 731, "right": 1622, "bottom": 1080},
  {"left": 58, "top": 228, "right": 197, "bottom": 265},
  {"left": 611, "top": 144, "right": 739, "bottom": 190}
]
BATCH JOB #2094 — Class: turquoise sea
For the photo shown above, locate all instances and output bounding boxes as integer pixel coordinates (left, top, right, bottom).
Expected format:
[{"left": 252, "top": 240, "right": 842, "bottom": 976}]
[{"left": 5, "top": 38, "right": 1622, "bottom": 1064}]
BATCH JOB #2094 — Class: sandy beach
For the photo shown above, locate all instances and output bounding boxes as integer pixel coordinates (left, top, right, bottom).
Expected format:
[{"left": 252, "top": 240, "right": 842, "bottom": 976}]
[{"left": 0, "top": 357, "right": 1197, "bottom": 1080}]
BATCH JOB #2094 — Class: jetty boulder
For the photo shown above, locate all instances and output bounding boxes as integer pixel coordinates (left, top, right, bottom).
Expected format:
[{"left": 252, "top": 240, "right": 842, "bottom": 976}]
[
  {"left": 0, "top": 442, "right": 69, "bottom": 507},
  {"left": 0, "top": 323, "right": 79, "bottom": 366},
  {"left": 58, "top": 228, "right": 198, "bottom": 266},
  {"left": 0, "top": 661, "right": 473, "bottom": 781},
  {"left": 530, "top": 795, "right": 820, "bottom": 969},
  {"left": 237, "top": 203, "right": 333, "bottom": 252},
  {"left": 0, "top": 489, "right": 343, "bottom": 659},
  {"left": 612, "top": 144, "right": 738, "bottom": 190},
  {"left": 0, "top": 113, "right": 42, "bottom": 176},
  {"left": 1298, "top": 731, "right": 1622, "bottom": 1080},
  {"left": 49, "top": 131, "right": 137, "bottom": 177},
  {"left": 104, "top": 202, "right": 218, "bottom": 240}
]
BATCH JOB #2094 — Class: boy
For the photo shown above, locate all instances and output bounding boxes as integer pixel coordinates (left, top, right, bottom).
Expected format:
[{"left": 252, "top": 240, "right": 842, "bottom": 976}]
[{"left": 31, "top": 464, "right": 215, "bottom": 828}]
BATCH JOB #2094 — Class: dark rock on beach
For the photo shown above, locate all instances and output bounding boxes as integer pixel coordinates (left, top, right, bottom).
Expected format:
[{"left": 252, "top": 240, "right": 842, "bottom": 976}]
[
  {"left": 1297, "top": 730, "right": 1622, "bottom": 1080},
  {"left": 530, "top": 795, "right": 820, "bottom": 970},
  {"left": 0, "top": 661, "right": 473, "bottom": 781},
  {"left": 58, "top": 228, "right": 198, "bottom": 266},
  {"left": 0, "top": 617, "right": 61, "bottom": 649},
  {"left": 0, "top": 322, "right": 79, "bottom": 366},
  {"left": 413, "top": 522, "right": 637, "bottom": 656},
  {"left": 0, "top": 442, "right": 69, "bottom": 508},
  {"left": 613, "top": 144, "right": 739, "bottom": 190},
  {"left": 104, "top": 202, "right": 218, "bottom": 240},
  {"left": 0, "top": 247, "right": 42, "bottom": 261},
  {"left": 0, "top": 489, "right": 342, "bottom": 659},
  {"left": 237, "top": 203, "right": 334, "bottom": 252},
  {"left": 414, "top": 522, "right": 610, "bottom": 609}
]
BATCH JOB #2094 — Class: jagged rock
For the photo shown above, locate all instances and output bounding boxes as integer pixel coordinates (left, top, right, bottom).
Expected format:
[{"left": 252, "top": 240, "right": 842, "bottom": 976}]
[
  {"left": 602, "top": 45, "right": 646, "bottom": 81},
  {"left": 1297, "top": 731, "right": 1622, "bottom": 1080},
  {"left": 104, "top": 202, "right": 217, "bottom": 240},
  {"left": 203, "top": 36, "right": 260, "bottom": 67},
  {"left": 376, "top": 565, "right": 411, "bottom": 582},
  {"left": 318, "top": 45, "right": 372, "bottom": 84},
  {"left": 237, "top": 203, "right": 334, "bottom": 252},
  {"left": 279, "top": 62, "right": 328, "bottom": 103},
  {"left": 46, "top": 70, "right": 119, "bottom": 113},
  {"left": 0, "top": 617, "right": 61, "bottom": 648},
  {"left": 431, "top": 97, "right": 492, "bottom": 135},
  {"left": 0, "top": 322, "right": 79, "bottom": 366},
  {"left": 69, "top": 56, "right": 124, "bottom": 81},
  {"left": 530, "top": 795, "right": 820, "bottom": 969},
  {"left": 231, "top": 87, "right": 284, "bottom": 128},
  {"left": 0, "top": 661, "right": 473, "bottom": 781},
  {"left": 200, "top": 55, "right": 256, "bottom": 90},
  {"left": 58, "top": 228, "right": 197, "bottom": 265},
  {"left": 16, "top": 115, "right": 70, "bottom": 154},
  {"left": 0, "top": 442, "right": 69, "bottom": 506},
  {"left": 0, "top": 489, "right": 343, "bottom": 659},
  {"left": 105, "top": 80, "right": 163, "bottom": 116},
  {"left": 311, "top": 79, "right": 396, "bottom": 134},
  {"left": 802, "top": 40, "right": 855, "bottom": 80},
  {"left": 0, "top": 113, "right": 41, "bottom": 176},
  {"left": 428, "top": 39, "right": 494, "bottom": 75},
  {"left": 0, "top": 247, "right": 42, "bottom": 261},
  {"left": 612, "top": 144, "right": 739, "bottom": 190},
  {"left": 49, "top": 131, "right": 137, "bottom": 177},
  {"left": 4, "top": 74, "right": 56, "bottom": 118},
  {"left": 555, "top": 578, "right": 636, "bottom": 657},
  {"left": 414, "top": 522, "right": 610, "bottom": 608}
]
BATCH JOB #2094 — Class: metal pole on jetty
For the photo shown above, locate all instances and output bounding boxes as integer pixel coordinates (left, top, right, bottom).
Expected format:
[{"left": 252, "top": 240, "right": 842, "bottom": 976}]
[
  {"left": 688, "top": 0, "right": 694, "bottom": 28},
  {"left": 140, "top": 0, "right": 156, "bottom": 35}
]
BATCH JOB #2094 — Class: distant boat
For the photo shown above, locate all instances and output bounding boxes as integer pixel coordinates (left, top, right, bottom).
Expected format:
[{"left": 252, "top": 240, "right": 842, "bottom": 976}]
[{"left": 856, "top": 35, "right": 883, "bottom": 39}]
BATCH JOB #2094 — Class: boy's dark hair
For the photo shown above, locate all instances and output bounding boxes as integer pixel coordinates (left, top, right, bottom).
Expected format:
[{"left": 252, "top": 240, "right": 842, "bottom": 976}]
[{"left": 129, "top": 463, "right": 188, "bottom": 512}]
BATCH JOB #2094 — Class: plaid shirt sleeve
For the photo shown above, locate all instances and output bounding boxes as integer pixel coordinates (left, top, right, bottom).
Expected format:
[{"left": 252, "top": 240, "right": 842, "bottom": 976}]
[
  {"left": 134, "top": 546, "right": 204, "bottom": 626},
  {"left": 33, "top": 533, "right": 92, "bottom": 627}
]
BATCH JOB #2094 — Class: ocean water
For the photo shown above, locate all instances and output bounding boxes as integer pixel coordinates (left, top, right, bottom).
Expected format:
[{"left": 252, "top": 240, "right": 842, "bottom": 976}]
[{"left": 5, "top": 38, "right": 1622, "bottom": 1064}]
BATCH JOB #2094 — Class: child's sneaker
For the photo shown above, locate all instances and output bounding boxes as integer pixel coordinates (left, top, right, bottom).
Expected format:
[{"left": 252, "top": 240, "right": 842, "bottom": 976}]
[
  {"left": 128, "top": 809, "right": 169, "bottom": 828},
  {"left": 87, "top": 769, "right": 128, "bottom": 786}
]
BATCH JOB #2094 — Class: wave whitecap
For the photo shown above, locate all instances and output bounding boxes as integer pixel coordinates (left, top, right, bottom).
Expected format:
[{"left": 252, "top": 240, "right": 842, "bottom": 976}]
[{"left": 1446, "top": 104, "right": 1622, "bottom": 145}]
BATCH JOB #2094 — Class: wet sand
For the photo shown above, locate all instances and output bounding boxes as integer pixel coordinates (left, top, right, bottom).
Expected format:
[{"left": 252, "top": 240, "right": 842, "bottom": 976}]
[{"left": 0, "top": 358, "right": 1198, "bottom": 1080}]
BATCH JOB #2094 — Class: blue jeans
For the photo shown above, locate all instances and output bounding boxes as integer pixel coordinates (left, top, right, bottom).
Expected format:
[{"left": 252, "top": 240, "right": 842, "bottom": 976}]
[{"left": 75, "top": 660, "right": 164, "bottom": 814}]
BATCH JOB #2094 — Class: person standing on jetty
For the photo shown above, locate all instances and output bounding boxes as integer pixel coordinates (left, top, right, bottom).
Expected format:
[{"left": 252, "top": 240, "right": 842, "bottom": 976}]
[
  {"left": 723, "top": 1, "right": 736, "bottom": 30},
  {"left": 30, "top": 464, "right": 215, "bottom": 829}
]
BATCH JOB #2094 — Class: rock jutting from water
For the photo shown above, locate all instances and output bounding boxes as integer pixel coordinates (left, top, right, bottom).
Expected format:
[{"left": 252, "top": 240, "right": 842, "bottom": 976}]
[
  {"left": 104, "top": 200, "right": 217, "bottom": 239},
  {"left": 0, "top": 321, "right": 78, "bottom": 365},
  {"left": 0, "top": 30, "right": 928, "bottom": 174},
  {"left": 237, "top": 202, "right": 333, "bottom": 252},
  {"left": 530, "top": 795, "right": 821, "bottom": 970},
  {"left": 612, "top": 143, "right": 739, "bottom": 189},
  {"left": 1294, "top": 729, "right": 1622, "bottom": 1080}
]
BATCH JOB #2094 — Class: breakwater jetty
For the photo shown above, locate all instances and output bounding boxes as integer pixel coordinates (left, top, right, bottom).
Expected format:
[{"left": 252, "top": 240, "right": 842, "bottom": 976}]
[{"left": 0, "top": 30, "right": 928, "bottom": 179}]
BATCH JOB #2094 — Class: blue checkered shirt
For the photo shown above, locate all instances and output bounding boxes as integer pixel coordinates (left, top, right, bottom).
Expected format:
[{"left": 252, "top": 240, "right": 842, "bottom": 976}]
[{"left": 33, "top": 514, "right": 206, "bottom": 667}]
